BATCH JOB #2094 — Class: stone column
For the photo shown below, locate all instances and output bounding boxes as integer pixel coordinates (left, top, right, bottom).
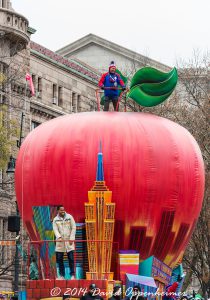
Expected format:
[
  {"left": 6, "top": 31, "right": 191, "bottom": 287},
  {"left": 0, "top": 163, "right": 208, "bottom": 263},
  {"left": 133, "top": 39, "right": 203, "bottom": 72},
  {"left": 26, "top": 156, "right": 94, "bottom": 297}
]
[{"left": 8, "top": 0, "right": 12, "bottom": 10}]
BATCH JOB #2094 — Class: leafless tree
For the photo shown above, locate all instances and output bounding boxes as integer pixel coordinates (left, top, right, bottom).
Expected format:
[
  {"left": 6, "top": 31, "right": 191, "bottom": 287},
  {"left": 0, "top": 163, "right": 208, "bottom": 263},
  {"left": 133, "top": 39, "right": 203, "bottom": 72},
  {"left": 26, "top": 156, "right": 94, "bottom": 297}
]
[
  {"left": 177, "top": 51, "right": 209, "bottom": 298},
  {"left": 141, "top": 50, "right": 209, "bottom": 297}
]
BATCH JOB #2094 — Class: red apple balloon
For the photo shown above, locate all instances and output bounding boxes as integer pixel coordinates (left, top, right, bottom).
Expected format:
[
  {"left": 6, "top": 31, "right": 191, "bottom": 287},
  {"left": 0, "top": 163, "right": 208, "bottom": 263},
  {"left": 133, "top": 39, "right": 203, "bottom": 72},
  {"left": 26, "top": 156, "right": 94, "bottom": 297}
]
[{"left": 15, "top": 112, "right": 204, "bottom": 267}]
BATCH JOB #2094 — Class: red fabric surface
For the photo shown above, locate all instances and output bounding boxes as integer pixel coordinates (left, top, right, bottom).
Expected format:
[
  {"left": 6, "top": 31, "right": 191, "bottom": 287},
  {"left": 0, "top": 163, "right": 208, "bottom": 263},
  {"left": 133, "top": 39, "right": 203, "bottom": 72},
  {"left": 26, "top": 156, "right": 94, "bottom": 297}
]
[{"left": 15, "top": 112, "right": 205, "bottom": 267}]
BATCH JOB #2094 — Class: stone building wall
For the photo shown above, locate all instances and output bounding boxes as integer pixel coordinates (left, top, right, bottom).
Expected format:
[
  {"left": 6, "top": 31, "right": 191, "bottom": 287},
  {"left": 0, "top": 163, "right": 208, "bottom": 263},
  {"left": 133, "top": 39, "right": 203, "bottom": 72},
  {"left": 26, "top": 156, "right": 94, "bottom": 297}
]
[{"left": 29, "top": 42, "right": 99, "bottom": 118}]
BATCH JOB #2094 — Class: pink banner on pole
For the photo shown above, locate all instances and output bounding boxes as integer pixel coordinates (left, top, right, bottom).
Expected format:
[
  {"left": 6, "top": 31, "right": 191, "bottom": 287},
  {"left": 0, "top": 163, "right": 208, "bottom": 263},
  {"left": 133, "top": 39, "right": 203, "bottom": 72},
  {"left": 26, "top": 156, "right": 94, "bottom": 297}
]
[{"left": 25, "top": 73, "right": 35, "bottom": 96}]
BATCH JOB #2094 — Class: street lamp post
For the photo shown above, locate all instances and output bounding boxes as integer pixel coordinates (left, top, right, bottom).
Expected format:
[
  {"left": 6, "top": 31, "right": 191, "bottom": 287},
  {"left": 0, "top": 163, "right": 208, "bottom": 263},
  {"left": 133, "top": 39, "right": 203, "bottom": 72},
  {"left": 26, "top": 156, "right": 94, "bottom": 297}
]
[
  {"left": 6, "top": 103, "right": 25, "bottom": 297},
  {"left": 14, "top": 205, "right": 20, "bottom": 297},
  {"left": 7, "top": 156, "right": 19, "bottom": 298},
  {"left": 17, "top": 112, "right": 25, "bottom": 148}
]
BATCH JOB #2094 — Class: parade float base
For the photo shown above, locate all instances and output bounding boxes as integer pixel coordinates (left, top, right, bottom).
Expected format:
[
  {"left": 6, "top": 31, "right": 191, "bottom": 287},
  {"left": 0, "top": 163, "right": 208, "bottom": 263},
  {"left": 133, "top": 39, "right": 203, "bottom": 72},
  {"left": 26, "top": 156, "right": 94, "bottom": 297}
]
[{"left": 26, "top": 279, "right": 109, "bottom": 299}]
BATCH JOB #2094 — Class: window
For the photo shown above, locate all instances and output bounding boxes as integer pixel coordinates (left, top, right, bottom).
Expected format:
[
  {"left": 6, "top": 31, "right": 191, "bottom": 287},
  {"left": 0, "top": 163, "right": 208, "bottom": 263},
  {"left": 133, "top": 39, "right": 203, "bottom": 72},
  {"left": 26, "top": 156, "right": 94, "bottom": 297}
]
[
  {"left": 17, "top": 86, "right": 21, "bottom": 94},
  {"left": 77, "top": 95, "right": 81, "bottom": 112},
  {"left": 52, "top": 84, "right": 57, "bottom": 105},
  {"left": 31, "top": 121, "right": 41, "bottom": 130},
  {"left": 37, "top": 77, "right": 42, "bottom": 98},
  {"left": 0, "top": 94, "right": 6, "bottom": 104},
  {"left": 38, "top": 77, "right": 41, "bottom": 92},
  {"left": 32, "top": 74, "right": 36, "bottom": 85},
  {"left": 72, "top": 92, "right": 77, "bottom": 113},
  {"left": 58, "top": 87, "right": 63, "bottom": 107}
]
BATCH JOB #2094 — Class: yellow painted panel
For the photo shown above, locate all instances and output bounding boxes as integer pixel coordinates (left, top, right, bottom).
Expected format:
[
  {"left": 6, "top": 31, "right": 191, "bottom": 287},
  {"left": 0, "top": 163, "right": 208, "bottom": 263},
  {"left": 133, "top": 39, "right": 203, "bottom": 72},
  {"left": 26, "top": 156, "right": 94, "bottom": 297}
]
[
  {"left": 88, "top": 191, "right": 97, "bottom": 202},
  {"left": 119, "top": 256, "right": 139, "bottom": 262},
  {"left": 40, "top": 298, "right": 63, "bottom": 300},
  {"left": 119, "top": 254, "right": 139, "bottom": 258},
  {"left": 104, "top": 191, "right": 112, "bottom": 202}
]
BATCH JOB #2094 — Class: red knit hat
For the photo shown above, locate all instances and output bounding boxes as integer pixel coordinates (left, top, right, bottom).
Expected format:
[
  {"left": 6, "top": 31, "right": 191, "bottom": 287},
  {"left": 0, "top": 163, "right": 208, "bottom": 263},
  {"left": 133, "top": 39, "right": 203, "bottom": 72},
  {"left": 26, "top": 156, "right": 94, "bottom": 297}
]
[{"left": 109, "top": 61, "right": 116, "bottom": 71}]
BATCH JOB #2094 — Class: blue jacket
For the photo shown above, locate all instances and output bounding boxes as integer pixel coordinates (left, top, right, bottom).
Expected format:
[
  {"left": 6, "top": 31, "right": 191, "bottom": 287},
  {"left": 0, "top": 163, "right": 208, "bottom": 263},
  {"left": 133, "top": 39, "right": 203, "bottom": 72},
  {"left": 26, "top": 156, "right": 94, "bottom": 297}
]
[{"left": 99, "top": 72, "right": 125, "bottom": 97}]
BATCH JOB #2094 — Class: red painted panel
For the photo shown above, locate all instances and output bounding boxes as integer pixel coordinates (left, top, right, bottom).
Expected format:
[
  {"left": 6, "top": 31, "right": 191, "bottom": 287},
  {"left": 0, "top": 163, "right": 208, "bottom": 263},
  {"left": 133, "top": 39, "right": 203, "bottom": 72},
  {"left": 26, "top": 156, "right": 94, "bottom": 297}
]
[
  {"left": 40, "top": 289, "right": 50, "bottom": 298},
  {"left": 55, "top": 279, "right": 67, "bottom": 288},
  {"left": 29, "top": 280, "right": 37, "bottom": 289},
  {"left": 26, "top": 289, "right": 32, "bottom": 298},
  {"left": 32, "top": 289, "right": 41, "bottom": 298},
  {"left": 44, "top": 279, "right": 55, "bottom": 288},
  {"left": 36, "top": 279, "right": 45, "bottom": 289}
]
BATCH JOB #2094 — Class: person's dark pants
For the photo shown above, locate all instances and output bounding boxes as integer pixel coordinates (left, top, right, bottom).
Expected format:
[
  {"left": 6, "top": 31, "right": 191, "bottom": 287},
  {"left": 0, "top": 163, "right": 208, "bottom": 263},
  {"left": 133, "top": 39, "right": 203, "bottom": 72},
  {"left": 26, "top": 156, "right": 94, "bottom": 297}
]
[
  {"left": 56, "top": 251, "right": 75, "bottom": 277},
  {"left": 104, "top": 96, "right": 119, "bottom": 111}
]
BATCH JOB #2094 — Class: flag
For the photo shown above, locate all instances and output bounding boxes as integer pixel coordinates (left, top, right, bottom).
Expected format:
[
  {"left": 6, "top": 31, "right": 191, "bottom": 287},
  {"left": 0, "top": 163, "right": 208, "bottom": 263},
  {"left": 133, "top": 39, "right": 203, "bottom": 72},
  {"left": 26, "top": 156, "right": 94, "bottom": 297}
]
[{"left": 25, "top": 73, "right": 35, "bottom": 96}]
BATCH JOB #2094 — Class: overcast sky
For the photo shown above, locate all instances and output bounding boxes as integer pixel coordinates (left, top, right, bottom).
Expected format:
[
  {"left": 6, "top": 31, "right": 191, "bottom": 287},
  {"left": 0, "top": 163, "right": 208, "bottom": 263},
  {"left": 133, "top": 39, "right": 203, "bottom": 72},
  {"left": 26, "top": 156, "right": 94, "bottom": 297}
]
[{"left": 12, "top": 0, "right": 209, "bottom": 67}]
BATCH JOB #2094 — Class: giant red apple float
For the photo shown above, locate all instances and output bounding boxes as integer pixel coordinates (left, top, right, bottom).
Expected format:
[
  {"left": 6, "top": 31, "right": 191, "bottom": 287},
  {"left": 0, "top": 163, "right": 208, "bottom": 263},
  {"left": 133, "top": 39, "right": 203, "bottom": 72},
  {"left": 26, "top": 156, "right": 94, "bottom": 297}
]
[{"left": 15, "top": 112, "right": 204, "bottom": 267}]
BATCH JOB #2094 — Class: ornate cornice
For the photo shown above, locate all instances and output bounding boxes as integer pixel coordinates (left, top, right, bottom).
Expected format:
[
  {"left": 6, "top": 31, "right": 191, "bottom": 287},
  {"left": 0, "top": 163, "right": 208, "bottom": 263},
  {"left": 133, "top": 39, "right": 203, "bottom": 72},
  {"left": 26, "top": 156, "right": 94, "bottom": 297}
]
[
  {"left": 30, "top": 41, "right": 100, "bottom": 83},
  {"left": 30, "top": 99, "right": 66, "bottom": 118}
]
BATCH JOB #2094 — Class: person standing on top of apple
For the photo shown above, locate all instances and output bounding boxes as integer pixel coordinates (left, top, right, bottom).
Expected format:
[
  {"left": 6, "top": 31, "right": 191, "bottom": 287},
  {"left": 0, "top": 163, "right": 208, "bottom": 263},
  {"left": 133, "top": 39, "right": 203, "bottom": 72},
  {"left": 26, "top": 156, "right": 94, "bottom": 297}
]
[{"left": 98, "top": 61, "right": 126, "bottom": 111}]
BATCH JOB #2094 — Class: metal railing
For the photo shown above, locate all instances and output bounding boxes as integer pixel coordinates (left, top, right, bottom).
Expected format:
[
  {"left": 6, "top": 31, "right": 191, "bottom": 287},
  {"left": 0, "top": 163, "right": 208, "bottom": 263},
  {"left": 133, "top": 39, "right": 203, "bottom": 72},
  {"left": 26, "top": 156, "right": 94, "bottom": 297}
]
[
  {"left": 27, "top": 239, "right": 120, "bottom": 280},
  {"left": 95, "top": 88, "right": 129, "bottom": 111}
]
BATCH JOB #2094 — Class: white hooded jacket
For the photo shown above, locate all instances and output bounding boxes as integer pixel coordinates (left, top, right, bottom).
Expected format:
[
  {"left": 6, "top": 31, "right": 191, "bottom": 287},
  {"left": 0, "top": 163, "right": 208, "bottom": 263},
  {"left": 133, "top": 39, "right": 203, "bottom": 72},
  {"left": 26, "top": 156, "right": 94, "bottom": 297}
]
[{"left": 53, "top": 213, "right": 76, "bottom": 252}]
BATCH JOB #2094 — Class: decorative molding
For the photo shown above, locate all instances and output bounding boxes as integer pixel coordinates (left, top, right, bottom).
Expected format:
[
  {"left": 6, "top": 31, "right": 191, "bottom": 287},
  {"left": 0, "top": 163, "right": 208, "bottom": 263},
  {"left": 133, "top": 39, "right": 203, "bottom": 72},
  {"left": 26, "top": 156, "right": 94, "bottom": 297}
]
[
  {"left": 30, "top": 41, "right": 100, "bottom": 83},
  {"left": 30, "top": 99, "right": 66, "bottom": 118}
]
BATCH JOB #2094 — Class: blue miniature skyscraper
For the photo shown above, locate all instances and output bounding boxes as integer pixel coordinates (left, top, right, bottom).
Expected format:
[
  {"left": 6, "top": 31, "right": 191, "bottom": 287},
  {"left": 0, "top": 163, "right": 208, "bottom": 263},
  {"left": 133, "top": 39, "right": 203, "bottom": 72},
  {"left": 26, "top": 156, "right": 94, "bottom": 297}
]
[{"left": 96, "top": 141, "right": 104, "bottom": 181}]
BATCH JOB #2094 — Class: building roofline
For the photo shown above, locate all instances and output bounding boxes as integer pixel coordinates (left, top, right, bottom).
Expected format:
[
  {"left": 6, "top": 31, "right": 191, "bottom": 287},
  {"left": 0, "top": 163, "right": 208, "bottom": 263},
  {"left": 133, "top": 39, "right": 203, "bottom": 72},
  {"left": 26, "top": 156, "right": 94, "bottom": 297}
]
[
  {"left": 56, "top": 33, "right": 171, "bottom": 71},
  {"left": 30, "top": 41, "right": 100, "bottom": 83}
]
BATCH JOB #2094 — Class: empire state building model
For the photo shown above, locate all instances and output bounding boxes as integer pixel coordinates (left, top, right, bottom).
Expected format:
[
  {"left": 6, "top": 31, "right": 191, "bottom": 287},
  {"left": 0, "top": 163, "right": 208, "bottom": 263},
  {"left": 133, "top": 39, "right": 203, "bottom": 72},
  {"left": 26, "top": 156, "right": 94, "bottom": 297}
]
[{"left": 85, "top": 143, "right": 115, "bottom": 280}]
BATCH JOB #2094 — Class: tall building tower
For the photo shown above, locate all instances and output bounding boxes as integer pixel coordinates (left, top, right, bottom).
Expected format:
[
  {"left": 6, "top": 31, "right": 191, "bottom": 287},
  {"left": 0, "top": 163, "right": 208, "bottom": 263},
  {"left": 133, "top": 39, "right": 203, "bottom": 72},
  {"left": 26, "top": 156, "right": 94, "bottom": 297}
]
[
  {"left": 0, "top": 0, "right": 31, "bottom": 82},
  {"left": 0, "top": 0, "right": 30, "bottom": 56},
  {"left": 85, "top": 143, "right": 115, "bottom": 280}
]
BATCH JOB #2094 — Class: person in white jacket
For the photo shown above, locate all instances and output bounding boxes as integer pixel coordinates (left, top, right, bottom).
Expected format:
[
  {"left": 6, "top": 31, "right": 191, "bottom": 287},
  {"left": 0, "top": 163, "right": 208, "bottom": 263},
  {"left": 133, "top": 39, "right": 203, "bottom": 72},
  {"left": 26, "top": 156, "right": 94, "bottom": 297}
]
[{"left": 53, "top": 205, "right": 76, "bottom": 279}]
